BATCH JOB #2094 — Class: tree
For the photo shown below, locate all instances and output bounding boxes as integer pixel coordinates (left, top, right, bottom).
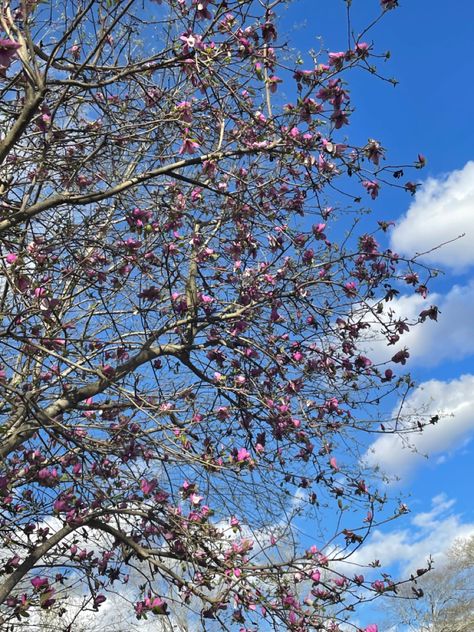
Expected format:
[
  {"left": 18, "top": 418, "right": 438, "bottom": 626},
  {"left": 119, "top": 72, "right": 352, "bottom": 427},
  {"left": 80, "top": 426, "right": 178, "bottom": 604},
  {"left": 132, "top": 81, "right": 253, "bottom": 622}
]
[
  {"left": 0, "top": 0, "right": 436, "bottom": 629},
  {"left": 381, "top": 536, "right": 474, "bottom": 632}
]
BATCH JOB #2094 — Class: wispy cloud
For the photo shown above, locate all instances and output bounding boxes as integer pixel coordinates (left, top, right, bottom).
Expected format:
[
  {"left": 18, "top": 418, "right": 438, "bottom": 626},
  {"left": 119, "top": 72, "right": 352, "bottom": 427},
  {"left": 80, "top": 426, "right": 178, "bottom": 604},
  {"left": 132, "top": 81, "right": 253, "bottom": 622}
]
[
  {"left": 363, "top": 374, "right": 474, "bottom": 479},
  {"left": 347, "top": 494, "right": 474, "bottom": 578}
]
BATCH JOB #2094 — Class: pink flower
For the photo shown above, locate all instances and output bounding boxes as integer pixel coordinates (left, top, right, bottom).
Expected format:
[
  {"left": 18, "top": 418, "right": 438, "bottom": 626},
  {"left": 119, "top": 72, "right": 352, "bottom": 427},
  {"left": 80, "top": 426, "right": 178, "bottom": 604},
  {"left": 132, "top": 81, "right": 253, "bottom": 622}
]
[
  {"left": 344, "top": 281, "right": 357, "bottom": 297},
  {"left": 310, "top": 569, "right": 320, "bottom": 582},
  {"left": 237, "top": 447, "right": 251, "bottom": 462},
  {"left": 141, "top": 478, "right": 157, "bottom": 496},
  {"left": 0, "top": 39, "right": 21, "bottom": 72},
  {"left": 419, "top": 306, "right": 438, "bottom": 323},
  {"left": 179, "top": 31, "right": 202, "bottom": 50},
  {"left": 35, "top": 106, "right": 51, "bottom": 132},
  {"left": 31, "top": 576, "right": 49, "bottom": 591},
  {"left": 139, "top": 286, "right": 161, "bottom": 301},
  {"left": 176, "top": 101, "right": 193, "bottom": 123},
  {"left": 333, "top": 576, "right": 347, "bottom": 587},
  {"left": 34, "top": 287, "right": 47, "bottom": 298},
  {"left": 329, "top": 457, "right": 339, "bottom": 471},
  {"left": 364, "top": 139, "right": 384, "bottom": 165},
  {"left": 39, "top": 588, "right": 56, "bottom": 609},
  {"left": 53, "top": 497, "right": 69, "bottom": 513},
  {"left": 365, "top": 626, "right": 378, "bottom": 632},
  {"left": 193, "top": 0, "right": 212, "bottom": 20},
  {"left": 391, "top": 348, "right": 409, "bottom": 365},
  {"left": 37, "top": 468, "right": 59, "bottom": 485},
  {"left": 355, "top": 42, "right": 370, "bottom": 58},
  {"left": 142, "top": 595, "right": 168, "bottom": 615},
  {"left": 179, "top": 134, "right": 200, "bottom": 155},
  {"left": 101, "top": 364, "right": 115, "bottom": 378},
  {"left": 312, "top": 223, "right": 326, "bottom": 239},
  {"left": 5, "top": 253, "right": 18, "bottom": 264},
  {"left": 416, "top": 284, "right": 428, "bottom": 299},
  {"left": 371, "top": 580, "right": 385, "bottom": 593},
  {"left": 331, "top": 109, "right": 349, "bottom": 129},
  {"left": 150, "top": 597, "right": 167, "bottom": 614},
  {"left": 93, "top": 594, "right": 106, "bottom": 608},
  {"left": 216, "top": 406, "right": 229, "bottom": 420},
  {"left": 261, "top": 22, "right": 277, "bottom": 43},
  {"left": 267, "top": 75, "right": 282, "bottom": 93},
  {"left": 405, "top": 181, "right": 418, "bottom": 194},
  {"left": 416, "top": 153, "right": 426, "bottom": 168},
  {"left": 189, "top": 492, "right": 203, "bottom": 505},
  {"left": 328, "top": 51, "right": 345, "bottom": 70},
  {"left": 355, "top": 355, "right": 372, "bottom": 369},
  {"left": 70, "top": 44, "right": 80, "bottom": 60},
  {"left": 362, "top": 180, "right": 380, "bottom": 199},
  {"left": 6, "top": 555, "right": 21, "bottom": 570}
]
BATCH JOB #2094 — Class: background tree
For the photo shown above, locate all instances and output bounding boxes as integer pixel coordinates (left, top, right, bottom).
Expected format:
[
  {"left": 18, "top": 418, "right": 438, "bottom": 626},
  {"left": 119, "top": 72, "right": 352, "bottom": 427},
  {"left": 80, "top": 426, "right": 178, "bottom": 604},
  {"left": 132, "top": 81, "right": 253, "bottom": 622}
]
[
  {"left": 381, "top": 536, "right": 474, "bottom": 632},
  {"left": 0, "top": 0, "right": 435, "bottom": 630}
]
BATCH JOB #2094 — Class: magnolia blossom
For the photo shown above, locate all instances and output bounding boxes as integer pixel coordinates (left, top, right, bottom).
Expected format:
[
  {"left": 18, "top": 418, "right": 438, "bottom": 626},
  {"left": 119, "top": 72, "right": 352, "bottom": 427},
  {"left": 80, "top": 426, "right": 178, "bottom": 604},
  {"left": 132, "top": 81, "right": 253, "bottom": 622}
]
[
  {"left": 179, "top": 133, "right": 200, "bottom": 154},
  {"left": 237, "top": 447, "right": 251, "bottom": 462},
  {"left": 4, "top": 253, "right": 18, "bottom": 264},
  {"left": 179, "top": 31, "right": 202, "bottom": 50},
  {"left": 362, "top": 179, "right": 380, "bottom": 199},
  {"left": 0, "top": 39, "right": 21, "bottom": 72},
  {"left": 31, "top": 577, "right": 49, "bottom": 591}
]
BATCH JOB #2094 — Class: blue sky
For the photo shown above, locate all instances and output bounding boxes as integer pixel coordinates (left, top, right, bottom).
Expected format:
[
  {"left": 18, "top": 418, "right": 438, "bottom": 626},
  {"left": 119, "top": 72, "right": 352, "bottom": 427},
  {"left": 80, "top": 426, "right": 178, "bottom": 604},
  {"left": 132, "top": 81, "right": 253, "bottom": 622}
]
[{"left": 279, "top": 0, "right": 474, "bottom": 627}]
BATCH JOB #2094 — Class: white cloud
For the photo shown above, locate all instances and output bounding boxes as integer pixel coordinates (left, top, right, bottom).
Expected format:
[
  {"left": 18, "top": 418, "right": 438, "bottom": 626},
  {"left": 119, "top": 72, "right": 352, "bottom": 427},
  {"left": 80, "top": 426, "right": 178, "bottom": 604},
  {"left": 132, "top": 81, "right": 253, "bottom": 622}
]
[
  {"left": 390, "top": 161, "right": 474, "bottom": 271},
  {"left": 363, "top": 374, "right": 474, "bottom": 478},
  {"left": 23, "top": 582, "right": 193, "bottom": 631},
  {"left": 411, "top": 493, "right": 456, "bottom": 528},
  {"left": 364, "top": 279, "right": 474, "bottom": 367},
  {"left": 346, "top": 494, "right": 474, "bottom": 578}
]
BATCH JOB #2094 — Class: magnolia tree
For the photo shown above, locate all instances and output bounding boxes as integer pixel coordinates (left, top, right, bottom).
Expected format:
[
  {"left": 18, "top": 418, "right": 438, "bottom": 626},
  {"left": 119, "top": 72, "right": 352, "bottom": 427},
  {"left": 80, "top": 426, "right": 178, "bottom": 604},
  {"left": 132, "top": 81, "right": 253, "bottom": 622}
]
[
  {"left": 381, "top": 536, "right": 474, "bottom": 632},
  {"left": 0, "top": 0, "right": 438, "bottom": 630}
]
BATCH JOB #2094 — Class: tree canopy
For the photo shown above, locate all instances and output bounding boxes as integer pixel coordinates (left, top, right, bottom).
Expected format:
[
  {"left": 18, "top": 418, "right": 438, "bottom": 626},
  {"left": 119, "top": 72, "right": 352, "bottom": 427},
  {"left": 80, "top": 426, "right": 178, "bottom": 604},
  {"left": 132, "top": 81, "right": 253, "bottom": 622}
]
[{"left": 0, "top": 0, "right": 436, "bottom": 630}]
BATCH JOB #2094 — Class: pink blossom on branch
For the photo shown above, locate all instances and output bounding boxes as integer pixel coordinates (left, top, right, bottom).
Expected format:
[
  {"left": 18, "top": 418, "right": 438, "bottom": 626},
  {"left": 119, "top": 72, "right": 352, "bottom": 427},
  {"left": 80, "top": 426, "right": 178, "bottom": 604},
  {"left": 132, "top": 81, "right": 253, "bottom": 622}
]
[
  {"left": 362, "top": 179, "right": 380, "bottom": 199},
  {"left": 0, "top": 39, "right": 21, "bottom": 73},
  {"left": 179, "top": 130, "right": 200, "bottom": 154}
]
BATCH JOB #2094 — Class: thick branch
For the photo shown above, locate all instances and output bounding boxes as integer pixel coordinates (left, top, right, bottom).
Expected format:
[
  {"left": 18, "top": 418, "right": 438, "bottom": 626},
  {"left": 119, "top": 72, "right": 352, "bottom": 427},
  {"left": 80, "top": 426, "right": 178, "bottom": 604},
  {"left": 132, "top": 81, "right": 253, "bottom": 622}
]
[
  {"left": 0, "top": 143, "right": 281, "bottom": 235},
  {"left": 0, "top": 523, "right": 77, "bottom": 606},
  {"left": 88, "top": 519, "right": 218, "bottom": 605},
  {"left": 0, "top": 89, "right": 45, "bottom": 167},
  {"left": 0, "top": 342, "right": 182, "bottom": 462}
]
